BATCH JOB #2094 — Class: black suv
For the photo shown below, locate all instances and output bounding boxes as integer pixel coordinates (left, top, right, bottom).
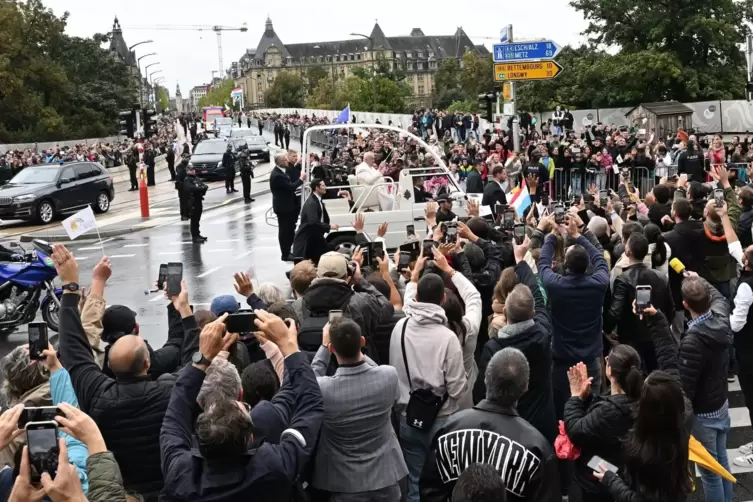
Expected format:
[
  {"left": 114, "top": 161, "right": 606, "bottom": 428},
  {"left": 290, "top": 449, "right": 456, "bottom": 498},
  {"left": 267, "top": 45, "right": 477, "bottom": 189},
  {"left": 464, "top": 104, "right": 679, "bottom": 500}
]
[
  {"left": 0, "top": 162, "right": 114, "bottom": 224},
  {"left": 189, "top": 139, "right": 242, "bottom": 180}
]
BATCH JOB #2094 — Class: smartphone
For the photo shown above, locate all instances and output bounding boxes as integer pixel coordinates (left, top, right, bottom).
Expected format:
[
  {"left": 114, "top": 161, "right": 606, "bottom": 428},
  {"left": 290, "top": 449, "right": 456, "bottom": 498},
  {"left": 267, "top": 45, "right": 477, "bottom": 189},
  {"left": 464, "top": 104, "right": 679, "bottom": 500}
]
[
  {"left": 636, "top": 285, "right": 652, "bottom": 313},
  {"left": 225, "top": 311, "right": 257, "bottom": 333},
  {"left": 166, "top": 262, "right": 183, "bottom": 296},
  {"left": 406, "top": 224, "right": 415, "bottom": 237},
  {"left": 157, "top": 264, "right": 168, "bottom": 291},
  {"left": 28, "top": 322, "right": 48, "bottom": 361},
  {"left": 587, "top": 455, "right": 618, "bottom": 474},
  {"left": 398, "top": 251, "right": 412, "bottom": 268},
  {"left": 444, "top": 222, "right": 458, "bottom": 244},
  {"left": 495, "top": 203, "right": 508, "bottom": 221},
  {"left": 19, "top": 407, "right": 61, "bottom": 429},
  {"left": 599, "top": 190, "right": 609, "bottom": 207},
  {"left": 423, "top": 239, "right": 437, "bottom": 256},
  {"left": 714, "top": 188, "right": 724, "bottom": 208},
  {"left": 513, "top": 223, "right": 526, "bottom": 245},
  {"left": 401, "top": 240, "right": 420, "bottom": 260},
  {"left": 503, "top": 209, "right": 515, "bottom": 230},
  {"left": 554, "top": 204, "right": 565, "bottom": 224},
  {"left": 26, "top": 422, "right": 59, "bottom": 482},
  {"left": 328, "top": 310, "right": 343, "bottom": 323}
]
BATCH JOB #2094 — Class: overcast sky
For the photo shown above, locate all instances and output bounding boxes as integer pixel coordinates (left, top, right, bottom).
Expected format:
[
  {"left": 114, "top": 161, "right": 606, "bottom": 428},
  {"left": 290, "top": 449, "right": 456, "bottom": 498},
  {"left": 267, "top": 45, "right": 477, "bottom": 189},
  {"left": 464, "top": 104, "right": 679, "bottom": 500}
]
[{"left": 44, "top": 0, "right": 589, "bottom": 97}]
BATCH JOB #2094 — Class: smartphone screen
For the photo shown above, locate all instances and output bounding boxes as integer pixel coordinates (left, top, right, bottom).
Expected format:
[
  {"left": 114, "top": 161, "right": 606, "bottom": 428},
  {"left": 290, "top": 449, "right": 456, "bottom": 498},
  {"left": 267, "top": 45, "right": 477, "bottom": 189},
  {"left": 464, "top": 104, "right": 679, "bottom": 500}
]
[
  {"left": 513, "top": 223, "right": 526, "bottom": 245},
  {"left": 587, "top": 455, "right": 618, "bottom": 474},
  {"left": 372, "top": 241, "right": 384, "bottom": 261},
  {"left": 406, "top": 224, "right": 415, "bottom": 237},
  {"left": 20, "top": 407, "right": 61, "bottom": 429},
  {"left": 599, "top": 190, "right": 609, "bottom": 207},
  {"left": 554, "top": 204, "right": 565, "bottom": 224},
  {"left": 28, "top": 322, "right": 48, "bottom": 361},
  {"left": 636, "top": 286, "right": 652, "bottom": 312},
  {"left": 674, "top": 189, "right": 686, "bottom": 201},
  {"left": 328, "top": 310, "right": 343, "bottom": 323},
  {"left": 401, "top": 240, "right": 420, "bottom": 260},
  {"left": 157, "top": 264, "right": 168, "bottom": 291},
  {"left": 714, "top": 188, "right": 724, "bottom": 208},
  {"left": 225, "top": 311, "right": 257, "bottom": 333},
  {"left": 444, "top": 223, "right": 458, "bottom": 244},
  {"left": 398, "top": 251, "right": 412, "bottom": 268},
  {"left": 166, "top": 263, "right": 183, "bottom": 295},
  {"left": 423, "top": 239, "right": 437, "bottom": 256},
  {"left": 503, "top": 209, "right": 515, "bottom": 229},
  {"left": 26, "top": 423, "right": 59, "bottom": 481}
]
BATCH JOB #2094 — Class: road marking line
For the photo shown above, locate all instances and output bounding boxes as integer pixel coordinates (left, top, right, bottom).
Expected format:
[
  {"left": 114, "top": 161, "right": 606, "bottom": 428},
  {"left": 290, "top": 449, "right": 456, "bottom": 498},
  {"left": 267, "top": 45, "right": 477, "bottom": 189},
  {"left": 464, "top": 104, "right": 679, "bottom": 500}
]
[
  {"left": 99, "top": 237, "right": 116, "bottom": 245},
  {"left": 206, "top": 248, "right": 232, "bottom": 253},
  {"left": 236, "top": 250, "right": 253, "bottom": 259},
  {"left": 73, "top": 256, "right": 89, "bottom": 261},
  {"left": 123, "top": 243, "right": 149, "bottom": 248},
  {"left": 109, "top": 254, "right": 135, "bottom": 258},
  {"left": 197, "top": 266, "right": 222, "bottom": 278},
  {"left": 76, "top": 246, "right": 103, "bottom": 251},
  {"left": 148, "top": 293, "right": 165, "bottom": 302}
]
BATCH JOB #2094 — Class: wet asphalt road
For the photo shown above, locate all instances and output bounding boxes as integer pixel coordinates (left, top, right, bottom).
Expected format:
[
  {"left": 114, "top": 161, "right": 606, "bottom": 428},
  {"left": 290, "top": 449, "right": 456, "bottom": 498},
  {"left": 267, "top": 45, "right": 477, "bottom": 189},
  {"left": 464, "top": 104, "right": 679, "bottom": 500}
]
[{"left": 0, "top": 189, "right": 290, "bottom": 354}]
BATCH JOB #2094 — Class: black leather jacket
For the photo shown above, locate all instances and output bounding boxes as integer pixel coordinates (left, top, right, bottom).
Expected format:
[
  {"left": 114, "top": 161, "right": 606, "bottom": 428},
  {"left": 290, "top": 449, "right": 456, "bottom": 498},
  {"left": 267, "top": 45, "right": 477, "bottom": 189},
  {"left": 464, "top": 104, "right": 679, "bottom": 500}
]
[
  {"left": 606, "top": 263, "right": 674, "bottom": 344},
  {"left": 420, "top": 400, "right": 559, "bottom": 502}
]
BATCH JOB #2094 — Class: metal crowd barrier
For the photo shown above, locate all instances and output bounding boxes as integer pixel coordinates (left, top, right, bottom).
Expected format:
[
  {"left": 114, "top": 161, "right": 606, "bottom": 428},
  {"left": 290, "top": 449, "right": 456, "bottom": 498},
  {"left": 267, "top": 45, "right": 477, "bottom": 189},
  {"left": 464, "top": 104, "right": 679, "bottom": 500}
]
[
  {"left": 551, "top": 166, "right": 654, "bottom": 201},
  {"left": 665, "top": 163, "right": 750, "bottom": 183}
]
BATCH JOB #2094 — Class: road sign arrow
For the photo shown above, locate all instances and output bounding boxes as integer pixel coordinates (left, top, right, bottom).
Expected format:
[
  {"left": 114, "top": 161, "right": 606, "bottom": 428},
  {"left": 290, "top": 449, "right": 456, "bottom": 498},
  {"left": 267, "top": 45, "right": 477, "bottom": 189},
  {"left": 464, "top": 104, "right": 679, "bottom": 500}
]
[
  {"left": 493, "top": 40, "right": 562, "bottom": 62},
  {"left": 493, "top": 61, "right": 563, "bottom": 82}
]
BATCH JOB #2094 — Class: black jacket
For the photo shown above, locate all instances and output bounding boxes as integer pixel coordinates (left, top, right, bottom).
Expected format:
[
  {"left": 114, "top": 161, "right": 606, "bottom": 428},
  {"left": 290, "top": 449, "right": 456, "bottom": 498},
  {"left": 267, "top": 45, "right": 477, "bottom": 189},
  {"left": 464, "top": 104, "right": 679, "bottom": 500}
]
[
  {"left": 159, "top": 353, "right": 324, "bottom": 501},
  {"left": 564, "top": 394, "right": 635, "bottom": 496},
  {"left": 606, "top": 263, "right": 674, "bottom": 344},
  {"left": 474, "top": 262, "right": 556, "bottom": 444},
  {"left": 292, "top": 194, "right": 331, "bottom": 261},
  {"left": 648, "top": 202, "right": 672, "bottom": 230},
  {"left": 663, "top": 220, "right": 704, "bottom": 307},
  {"left": 184, "top": 175, "right": 207, "bottom": 205},
  {"left": 221, "top": 151, "right": 235, "bottom": 169},
  {"left": 372, "top": 309, "right": 404, "bottom": 366},
  {"left": 739, "top": 208, "right": 753, "bottom": 249},
  {"left": 59, "top": 294, "right": 201, "bottom": 498},
  {"left": 679, "top": 277, "right": 731, "bottom": 414},
  {"left": 465, "top": 169, "right": 484, "bottom": 194},
  {"left": 677, "top": 151, "right": 704, "bottom": 183},
  {"left": 481, "top": 180, "right": 507, "bottom": 212},
  {"left": 270, "top": 167, "right": 303, "bottom": 216},
  {"left": 420, "top": 400, "right": 559, "bottom": 502}
]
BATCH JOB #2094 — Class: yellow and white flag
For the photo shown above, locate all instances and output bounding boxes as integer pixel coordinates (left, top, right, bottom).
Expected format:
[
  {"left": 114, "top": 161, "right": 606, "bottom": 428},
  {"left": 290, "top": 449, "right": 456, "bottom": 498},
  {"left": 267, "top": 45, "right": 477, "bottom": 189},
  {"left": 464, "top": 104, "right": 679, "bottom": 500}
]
[{"left": 62, "top": 206, "right": 97, "bottom": 240}]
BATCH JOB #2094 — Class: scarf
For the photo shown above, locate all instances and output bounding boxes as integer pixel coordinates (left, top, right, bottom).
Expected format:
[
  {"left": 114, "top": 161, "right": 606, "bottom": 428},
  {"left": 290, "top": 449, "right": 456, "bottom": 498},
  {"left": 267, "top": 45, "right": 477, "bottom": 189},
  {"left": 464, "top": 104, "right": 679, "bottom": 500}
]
[{"left": 497, "top": 319, "right": 535, "bottom": 339}]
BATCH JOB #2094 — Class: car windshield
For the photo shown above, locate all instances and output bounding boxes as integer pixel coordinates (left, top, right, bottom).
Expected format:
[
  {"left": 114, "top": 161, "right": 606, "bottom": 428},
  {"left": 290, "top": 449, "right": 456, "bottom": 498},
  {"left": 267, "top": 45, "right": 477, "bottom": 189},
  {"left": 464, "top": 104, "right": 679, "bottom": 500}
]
[
  {"left": 9, "top": 167, "right": 59, "bottom": 184},
  {"left": 247, "top": 137, "right": 267, "bottom": 146},
  {"left": 230, "top": 130, "right": 255, "bottom": 137},
  {"left": 193, "top": 142, "right": 228, "bottom": 155},
  {"left": 215, "top": 118, "right": 233, "bottom": 126}
]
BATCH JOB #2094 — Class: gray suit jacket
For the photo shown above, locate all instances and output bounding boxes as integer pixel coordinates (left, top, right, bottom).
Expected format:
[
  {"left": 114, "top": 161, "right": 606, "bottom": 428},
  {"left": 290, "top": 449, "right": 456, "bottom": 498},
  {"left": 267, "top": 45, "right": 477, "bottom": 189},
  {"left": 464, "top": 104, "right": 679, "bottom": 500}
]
[{"left": 311, "top": 346, "right": 408, "bottom": 493}]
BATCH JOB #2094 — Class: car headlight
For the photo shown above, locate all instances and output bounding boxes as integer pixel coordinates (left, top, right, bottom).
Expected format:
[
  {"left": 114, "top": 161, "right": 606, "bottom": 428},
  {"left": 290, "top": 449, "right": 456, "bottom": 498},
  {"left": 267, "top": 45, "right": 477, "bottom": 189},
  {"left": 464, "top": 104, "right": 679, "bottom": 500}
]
[
  {"left": 217, "top": 161, "right": 223, "bottom": 168},
  {"left": 13, "top": 194, "right": 36, "bottom": 203},
  {"left": 188, "top": 162, "right": 194, "bottom": 168},
  {"left": 262, "top": 147, "right": 269, "bottom": 152}
]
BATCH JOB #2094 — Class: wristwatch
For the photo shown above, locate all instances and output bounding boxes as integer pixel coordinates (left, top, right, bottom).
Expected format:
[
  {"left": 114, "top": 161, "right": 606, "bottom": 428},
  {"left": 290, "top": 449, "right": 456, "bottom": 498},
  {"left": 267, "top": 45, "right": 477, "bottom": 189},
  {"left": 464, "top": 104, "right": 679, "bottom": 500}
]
[
  {"left": 62, "top": 283, "right": 80, "bottom": 292},
  {"left": 192, "top": 352, "right": 211, "bottom": 366}
]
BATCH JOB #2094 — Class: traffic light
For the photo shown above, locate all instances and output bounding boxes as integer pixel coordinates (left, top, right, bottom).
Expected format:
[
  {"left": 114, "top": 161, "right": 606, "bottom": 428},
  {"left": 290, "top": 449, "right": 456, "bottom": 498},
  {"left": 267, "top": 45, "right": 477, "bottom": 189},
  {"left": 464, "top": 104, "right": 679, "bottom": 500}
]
[
  {"left": 143, "top": 109, "right": 157, "bottom": 138},
  {"left": 119, "top": 109, "right": 135, "bottom": 139},
  {"left": 478, "top": 90, "right": 499, "bottom": 122}
]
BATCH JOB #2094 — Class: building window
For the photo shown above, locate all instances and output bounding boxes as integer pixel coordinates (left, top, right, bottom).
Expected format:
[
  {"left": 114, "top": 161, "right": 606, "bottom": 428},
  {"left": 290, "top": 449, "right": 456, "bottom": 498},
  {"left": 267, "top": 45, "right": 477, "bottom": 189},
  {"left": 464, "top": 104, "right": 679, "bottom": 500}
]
[
  {"left": 417, "top": 74, "right": 424, "bottom": 82},
  {"left": 428, "top": 51, "right": 434, "bottom": 57},
  {"left": 429, "top": 61, "right": 437, "bottom": 69},
  {"left": 417, "top": 51, "right": 424, "bottom": 58},
  {"left": 300, "top": 57, "right": 305, "bottom": 64},
  {"left": 356, "top": 53, "right": 361, "bottom": 60},
  {"left": 417, "top": 62, "right": 424, "bottom": 70},
  {"left": 326, "top": 55, "right": 331, "bottom": 62},
  {"left": 395, "top": 52, "right": 401, "bottom": 59},
  {"left": 350, "top": 54, "right": 355, "bottom": 61},
  {"left": 406, "top": 51, "right": 413, "bottom": 58},
  {"left": 335, "top": 55, "right": 339, "bottom": 62},
  {"left": 318, "top": 56, "right": 323, "bottom": 62},
  {"left": 418, "top": 85, "right": 425, "bottom": 94},
  {"left": 407, "top": 62, "right": 414, "bottom": 70}
]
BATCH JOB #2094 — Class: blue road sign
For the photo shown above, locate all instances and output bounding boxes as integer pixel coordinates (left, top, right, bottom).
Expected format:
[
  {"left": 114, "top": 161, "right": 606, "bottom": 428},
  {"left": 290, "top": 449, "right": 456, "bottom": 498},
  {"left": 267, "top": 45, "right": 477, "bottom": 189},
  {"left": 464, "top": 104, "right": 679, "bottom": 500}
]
[{"left": 493, "top": 41, "right": 562, "bottom": 62}]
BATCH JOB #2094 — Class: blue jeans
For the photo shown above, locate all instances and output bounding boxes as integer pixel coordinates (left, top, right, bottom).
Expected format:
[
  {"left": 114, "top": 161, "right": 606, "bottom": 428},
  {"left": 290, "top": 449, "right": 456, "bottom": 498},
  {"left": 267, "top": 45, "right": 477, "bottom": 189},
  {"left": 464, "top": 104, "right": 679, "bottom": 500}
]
[
  {"left": 571, "top": 173, "right": 583, "bottom": 196},
  {"left": 693, "top": 411, "right": 733, "bottom": 502},
  {"left": 399, "top": 414, "right": 448, "bottom": 502}
]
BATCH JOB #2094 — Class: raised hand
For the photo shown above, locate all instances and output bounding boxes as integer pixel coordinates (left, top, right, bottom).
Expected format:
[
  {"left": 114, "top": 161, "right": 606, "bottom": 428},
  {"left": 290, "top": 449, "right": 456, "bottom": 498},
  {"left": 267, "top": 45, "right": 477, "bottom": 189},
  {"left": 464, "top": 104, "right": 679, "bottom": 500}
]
[
  {"left": 233, "top": 272, "right": 253, "bottom": 297},
  {"left": 51, "top": 244, "right": 78, "bottom": 286}
]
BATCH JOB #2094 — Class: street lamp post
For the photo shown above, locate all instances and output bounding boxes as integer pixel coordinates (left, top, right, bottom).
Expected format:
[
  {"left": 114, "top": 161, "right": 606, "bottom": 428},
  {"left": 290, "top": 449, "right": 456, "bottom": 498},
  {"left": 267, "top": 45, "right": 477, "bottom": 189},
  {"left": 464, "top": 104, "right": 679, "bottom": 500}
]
[
  {"left": 351, "top": 33, "right": 376, "bottom": 112},
  {"left": 129, "top": 40, "right": 153, "bottom": 51},
  {"left": 136, "top": 52, "right": 157, "bottom": 108},
  {"left": 144, "top": 62, "right": 160, "bottom": 107},
  {"left": 149, "top": 70, "right": 163, "bottom": 84}
]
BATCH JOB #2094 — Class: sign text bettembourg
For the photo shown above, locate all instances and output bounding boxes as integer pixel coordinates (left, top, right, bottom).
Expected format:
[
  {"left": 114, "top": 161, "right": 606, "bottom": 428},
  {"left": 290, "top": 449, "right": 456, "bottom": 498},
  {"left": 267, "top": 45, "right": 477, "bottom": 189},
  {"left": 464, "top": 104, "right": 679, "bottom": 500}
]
[{"left": 494, "top": 61, "right": 563, "bottom": 82}]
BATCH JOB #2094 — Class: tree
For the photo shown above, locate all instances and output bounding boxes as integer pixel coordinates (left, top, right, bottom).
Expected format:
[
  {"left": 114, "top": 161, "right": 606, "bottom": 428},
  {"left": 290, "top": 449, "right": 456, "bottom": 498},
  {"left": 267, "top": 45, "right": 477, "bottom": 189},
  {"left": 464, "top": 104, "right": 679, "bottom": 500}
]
[
  {"left": 198, "top": 79, "right": 235, "bottom": 108},
  {"left": 304, "top": 64, "right": 329, "bottom": 92},
  {"left": 157, "top": 87, "right": 170, "bottom": 112},
  {"left": 335, "top": 75, "right": 412, "bottom": 114},
  {"left": 0, "top": 0, "right": 137, "bottom": 142},
  {"left": 458, "top": 53, "right": 494, "bottom": 102},
  {"left": 447, "top": 100, "right": 477, "bottom": 114},
  {"left": 432, "top": 59, "right": 461, "bottom": 109},
  {"left": 307, "top": 78, "right": 337, "bottom": 109},
  {"left": 264, "top": 72, "right": 306, "bottom": 108},
  {"left": 570, "top": 0, "right": 750, "bottom": 101}
]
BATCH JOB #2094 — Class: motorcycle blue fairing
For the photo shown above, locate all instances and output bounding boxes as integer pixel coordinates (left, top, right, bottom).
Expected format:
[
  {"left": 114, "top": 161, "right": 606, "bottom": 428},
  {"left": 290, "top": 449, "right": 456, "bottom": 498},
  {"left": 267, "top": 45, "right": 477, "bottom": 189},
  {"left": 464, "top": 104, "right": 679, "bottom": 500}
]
[{"left": 0, "top": 250, "right": 58, "bottom": 288}]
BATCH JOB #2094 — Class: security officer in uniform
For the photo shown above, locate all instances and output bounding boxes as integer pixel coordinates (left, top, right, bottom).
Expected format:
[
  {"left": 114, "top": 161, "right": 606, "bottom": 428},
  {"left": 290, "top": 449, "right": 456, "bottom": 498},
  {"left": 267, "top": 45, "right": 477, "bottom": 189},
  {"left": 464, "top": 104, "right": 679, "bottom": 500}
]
[
  {"left": 238, "top": 145, "right": 255, "bottom": 203},
  {"left": 127, "top": 146, "right": 139, "bottom": 191},
  {"left": 175, "top": 153, "right": 191, "bottom": 221},
  {"left": 184, "top": 165, "right": 208, "bottom": 243},
  {"left": 223, "top": 145, "right": 238, "bottom": 194}
]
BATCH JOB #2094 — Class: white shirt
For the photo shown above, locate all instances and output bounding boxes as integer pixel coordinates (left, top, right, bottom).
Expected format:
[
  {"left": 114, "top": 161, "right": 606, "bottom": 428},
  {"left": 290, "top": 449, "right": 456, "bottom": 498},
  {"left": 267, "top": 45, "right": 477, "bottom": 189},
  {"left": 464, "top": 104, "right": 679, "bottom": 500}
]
[
  {"left": 313, "top": 193, "right": 324, "bottom": 222},
  {"left": 731, "top": 281, "right": 753, "bottom": 333},
  {"left": 355, "top": 162, "right": 383, "bottom": 186}
]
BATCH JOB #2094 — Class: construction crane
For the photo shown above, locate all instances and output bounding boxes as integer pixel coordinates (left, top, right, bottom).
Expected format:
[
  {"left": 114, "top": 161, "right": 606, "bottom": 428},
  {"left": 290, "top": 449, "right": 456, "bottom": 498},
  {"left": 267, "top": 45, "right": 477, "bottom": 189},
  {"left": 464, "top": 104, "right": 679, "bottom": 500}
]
[{"left": 125, "top": 23, "right": 248, "bottom": 77}]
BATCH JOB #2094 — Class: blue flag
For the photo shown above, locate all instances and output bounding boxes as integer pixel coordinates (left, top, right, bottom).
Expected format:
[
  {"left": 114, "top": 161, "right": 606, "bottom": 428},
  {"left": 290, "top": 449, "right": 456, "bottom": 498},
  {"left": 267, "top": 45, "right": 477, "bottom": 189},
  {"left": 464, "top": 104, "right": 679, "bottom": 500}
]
[{"left": 335, "top": 104, "right": 351, "bottom": 124}]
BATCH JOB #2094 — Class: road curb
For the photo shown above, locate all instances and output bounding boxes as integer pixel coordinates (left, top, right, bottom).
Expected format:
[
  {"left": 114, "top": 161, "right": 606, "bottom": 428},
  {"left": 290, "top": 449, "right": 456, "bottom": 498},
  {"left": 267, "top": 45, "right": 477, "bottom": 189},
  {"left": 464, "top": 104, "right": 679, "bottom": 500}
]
[{"left": 18, "top": 186, "right": 273, "bottom": 243}]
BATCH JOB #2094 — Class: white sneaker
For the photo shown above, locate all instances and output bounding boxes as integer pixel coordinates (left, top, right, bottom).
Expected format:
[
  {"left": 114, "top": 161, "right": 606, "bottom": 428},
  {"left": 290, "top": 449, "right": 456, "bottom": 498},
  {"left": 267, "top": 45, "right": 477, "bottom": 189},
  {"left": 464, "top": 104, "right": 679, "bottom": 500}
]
[
  {"left": 739, "top": 442, "right": 753, "bottom": 455},
  {"left": 733, "top": 452, "right": 753, "bottom": 467}
]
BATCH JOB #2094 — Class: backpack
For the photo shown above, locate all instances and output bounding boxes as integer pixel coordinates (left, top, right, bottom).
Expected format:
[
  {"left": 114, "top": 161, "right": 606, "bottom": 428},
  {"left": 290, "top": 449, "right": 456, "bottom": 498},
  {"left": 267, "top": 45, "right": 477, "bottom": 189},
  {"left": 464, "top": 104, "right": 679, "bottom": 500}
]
[{"left": 298, "top": 292, "right": 354, "bottom": 357}]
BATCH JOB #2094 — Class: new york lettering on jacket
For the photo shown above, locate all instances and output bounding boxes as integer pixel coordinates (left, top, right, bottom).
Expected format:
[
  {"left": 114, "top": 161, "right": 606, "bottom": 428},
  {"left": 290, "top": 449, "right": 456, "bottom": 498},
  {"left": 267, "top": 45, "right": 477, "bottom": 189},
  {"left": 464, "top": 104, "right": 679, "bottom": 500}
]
[{"left": 434, "top": 429, "right": 541, "bottom": 497}]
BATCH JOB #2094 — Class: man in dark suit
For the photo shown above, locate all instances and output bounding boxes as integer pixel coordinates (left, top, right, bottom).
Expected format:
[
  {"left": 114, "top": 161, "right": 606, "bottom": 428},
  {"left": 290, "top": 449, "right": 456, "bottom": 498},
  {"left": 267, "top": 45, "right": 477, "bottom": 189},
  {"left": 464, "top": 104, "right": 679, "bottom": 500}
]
[
  {"left": 293, "top": 179, "right": 338, "bottom": 264},
  {"left": 482, "top": 165, "right": 508, "bottom": 218},
  {"left": 412, "top": 176, "right": 433, "bottom": 203},
  {"left": 270, "top": 154, "right": 305, "bottom": 261},
  {"left": 465, "top": 161, "right": 484, "bottom": 194}
]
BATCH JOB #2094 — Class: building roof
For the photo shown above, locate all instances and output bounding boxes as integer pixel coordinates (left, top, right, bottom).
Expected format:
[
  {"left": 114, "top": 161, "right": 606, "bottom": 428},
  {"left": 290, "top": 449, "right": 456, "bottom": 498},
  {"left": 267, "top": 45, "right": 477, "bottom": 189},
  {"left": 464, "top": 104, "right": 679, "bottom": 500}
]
[
  {"left": 250, "top": 20, "right": 486, "bottom": 63},
  {"left": 627, "top": 101, "right": 693, "bottom": 116},
  {"left": 108, "top": 17, "right": 136, "bottom": 67},
  {"left": 254, "top": 16, "right": 290, "bottom": 59}
]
